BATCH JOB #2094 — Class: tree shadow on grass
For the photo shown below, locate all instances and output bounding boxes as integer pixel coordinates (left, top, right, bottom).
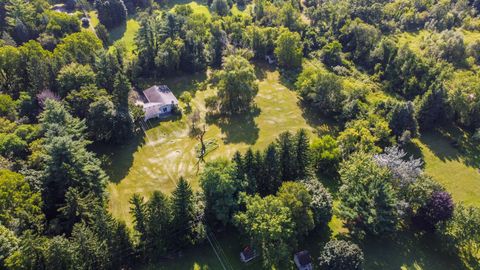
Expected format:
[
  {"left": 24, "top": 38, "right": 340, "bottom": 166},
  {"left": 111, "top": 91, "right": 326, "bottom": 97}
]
[
  {"left": 108, "top": 21, "right": 127, "bottom": 43},
  {"left": 317, "top": 172, "right": 341, "bottom": 195},
  {"left": 206, "top": 107, "right": 261, "bottom": 145},
  {"left": 404, "top": 140, "right": 426, "bottom": 169},
  {"left": 437, "top": 126, "right": 480, "bottom": 169},
  {"left": 91, "top": 135, "right": 145, "bottom": 184},
  {"left": 419, "top": 130, "right": 462, "bottom": 163},
  {"left": 135, "top": 71, "right": 208, "bottom": 98},
  {"left": 362, "top": 231, "right": 463, "bottom": 270},
  {"left": 299, "top": 101, "right": 341, "bottom": 136},
  {"left": 144, "top": 113, "right": 183, "bottom": 129},
  {"left": 299, "top": 225, "right": 333, "bottom": 265},
  {"left": 253, "top": 61, "right": 275, "bottom": 80},
  {"left": 278, "top": 69, "right": 300, "bottom": 90}
]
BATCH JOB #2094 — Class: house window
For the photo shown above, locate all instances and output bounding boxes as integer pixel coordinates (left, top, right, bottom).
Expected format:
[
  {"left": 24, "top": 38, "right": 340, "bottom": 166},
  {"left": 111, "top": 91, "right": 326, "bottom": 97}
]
[{"left": 163, "top": 107, "right": 167, "bottom": 113}]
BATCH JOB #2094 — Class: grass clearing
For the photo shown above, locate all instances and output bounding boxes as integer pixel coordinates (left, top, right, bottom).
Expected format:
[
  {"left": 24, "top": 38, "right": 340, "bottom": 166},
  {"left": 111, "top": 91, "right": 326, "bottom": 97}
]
[
  {"left": 184, "top": 1, "right": 211, "bottom": 18},
  {"left": 411, "top": 131, "right": 480, "bottom": 207},
  {"left": 104, "top": 66, "right": 325, "bottom": 226},
  {"left": 88, "top": 10, "right": 99, "bottom": 28},
  {"left": 108, "top": 17, "right": 140, "bottom": 58}
]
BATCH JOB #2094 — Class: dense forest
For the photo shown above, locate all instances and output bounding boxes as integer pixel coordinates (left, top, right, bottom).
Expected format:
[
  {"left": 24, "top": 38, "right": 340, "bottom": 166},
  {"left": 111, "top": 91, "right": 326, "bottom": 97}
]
[{"left": 1, "top": 0, "right": 480, "bottom": 269}]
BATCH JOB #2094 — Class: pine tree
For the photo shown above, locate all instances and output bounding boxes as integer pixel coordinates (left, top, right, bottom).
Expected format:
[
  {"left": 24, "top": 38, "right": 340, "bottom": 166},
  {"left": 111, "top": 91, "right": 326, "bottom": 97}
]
[
  {"left": 145, "top": 191, "right": 172, "bottom": 257},
  {"left": 415, "top": 86, "right": 447, "bottom": 130},
  {"left": 129, "top": 194, "right": 147, "bottom": 240},
  {"left": 92, "top": 207, "right": 134, "bottom": 269},
  {"left": 263, "top": 143, "right": 282, "bottom": 195},
  {"left": 254, "top": 150, "right": 264, "bottom": 194},
  {"left": 243, "top": 148, "right": 258, "bottom": 194},
  {"left": 295, "top": 129, "right": 310, "bottom": 179},
  {"left": 389, "top": 101, "right": 418, "bottom": 138},
  {"left": 231, "top": 151, "right": 246, "bottom": 191},
  {"left": 40, "top": 100, "right": 107, "bottom": 229},
  {"left": 277, "top": 132, "right": 297, "bottom": 182},
  {"left": 171, "top": 177, "right": 195, "bottom": 249},
  {"left": 112, "top": 72, "right": 134, "bottom": 143},
  {"left": 95, "top": 51, "right": 121, "bottom": 93},
  {"left": 129, "top": 193, "right": 149, "bottom": 262},
  {"left": 113, "top": 72, "right": 131, "bottom": 109}
]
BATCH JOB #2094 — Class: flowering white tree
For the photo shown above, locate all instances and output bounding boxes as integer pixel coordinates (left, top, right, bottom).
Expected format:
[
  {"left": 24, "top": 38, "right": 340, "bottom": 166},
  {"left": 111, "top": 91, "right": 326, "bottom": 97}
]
[{"left": 374, "top": 146, "right": 423, "bottom": 188}]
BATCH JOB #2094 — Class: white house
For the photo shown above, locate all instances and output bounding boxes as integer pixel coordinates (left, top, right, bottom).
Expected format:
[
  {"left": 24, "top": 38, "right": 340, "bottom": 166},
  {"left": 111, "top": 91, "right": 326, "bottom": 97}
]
[
  {"left": 294, "top": 250, "right": 313, "bottom": 270},
  {"left": 138, "top": 85, "right": 179, "bottom": 121}
]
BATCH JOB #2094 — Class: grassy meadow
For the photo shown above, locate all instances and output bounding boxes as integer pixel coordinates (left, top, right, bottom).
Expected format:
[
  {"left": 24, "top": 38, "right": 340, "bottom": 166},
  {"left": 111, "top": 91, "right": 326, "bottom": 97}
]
[
  {"left": 104, "top": 66, "right": 325, "bottom": 226},
  {"left": 93, "top": 2, "right": 480, "bottom": 269}
]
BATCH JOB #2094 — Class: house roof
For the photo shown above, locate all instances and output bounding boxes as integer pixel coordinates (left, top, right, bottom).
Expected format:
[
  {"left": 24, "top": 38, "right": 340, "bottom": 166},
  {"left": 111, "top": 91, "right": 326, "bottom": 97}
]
[
  {"left": 143, "top": 85, "right": 178, "bottom": 105},
  {"left": 295, "top": 250, "right": 312, "bottom": 266},
  {"left": 241, "top": 246, "right": 255, "bottom": 259}
]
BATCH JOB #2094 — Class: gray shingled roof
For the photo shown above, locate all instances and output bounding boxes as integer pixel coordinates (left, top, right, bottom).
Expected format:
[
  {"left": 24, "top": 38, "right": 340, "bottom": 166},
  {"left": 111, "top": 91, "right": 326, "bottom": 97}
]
[{"left": 143, "top": 85, "right": 178, "bottom": 105}]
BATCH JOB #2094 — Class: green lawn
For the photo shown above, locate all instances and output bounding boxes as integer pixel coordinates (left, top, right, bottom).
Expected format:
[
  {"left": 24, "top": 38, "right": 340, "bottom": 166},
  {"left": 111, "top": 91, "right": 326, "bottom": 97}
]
[
  {"left": 109, "top": 17, "right": 140, "bottom": 58},
  {"left": 105, "top": 67, "right": 326, "bottom": 226},
  {"left": 412, "top": 131, "right": 480, "bottom": 207},
  {"left": 138, "top": 223, "right": 462, "bottom": 270},
  {"left": 102, "top": 1, "right": 210, "bottom": 59}
]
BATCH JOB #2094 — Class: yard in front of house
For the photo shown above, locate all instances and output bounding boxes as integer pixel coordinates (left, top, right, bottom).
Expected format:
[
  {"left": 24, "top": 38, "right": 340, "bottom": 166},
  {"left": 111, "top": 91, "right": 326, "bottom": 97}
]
[
  {"left": 102, "top": 66, "right": 330, "bottom": 226},
  {"left": 95, "top": 1, "right": 480, "bottom": 269}
]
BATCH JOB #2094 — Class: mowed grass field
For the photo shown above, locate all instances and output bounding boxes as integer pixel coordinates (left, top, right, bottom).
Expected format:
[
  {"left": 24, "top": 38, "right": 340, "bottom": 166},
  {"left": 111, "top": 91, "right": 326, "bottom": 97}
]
[
  {"left": 94, "top": 2, "right": 480, "bottom": 269},
  {"left": 412, "top": 131, "right": 480, "bottom": 207},
  {"left": 105, "top": 67, "right": 320, "bottom": 226}
]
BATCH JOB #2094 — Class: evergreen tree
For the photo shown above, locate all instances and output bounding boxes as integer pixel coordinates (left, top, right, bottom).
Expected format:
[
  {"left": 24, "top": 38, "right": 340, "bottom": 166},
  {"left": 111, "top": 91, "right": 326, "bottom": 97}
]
[
  {"left": 112, "top": 72, "right": 134, "bottom": 143},
  {"left": 243, "top": 148, "right": 258, "bottom": 194},
  {"left": 415, "top": 86, "right": 447, "bottom": 130},
  {"left": 58, "top": 188, "right": 97, "bottom": 234},
  {"left": 295, "top": 129, "right": 310, "bottom": 179},
  {"left": 171, "top": 177, "right": 195, "bottom": 249},
  {"left": 277, "top": 132, "right": 297, "bottom": 182},
  {"left": 40, "top": 100, "right": 107, "bottom": 231},
  {"left": 254, "top": 150, "right": 264, "bottom": 192},
  {"left": 145, "top": 191, "right": 172, "bottom": 257},
  {"left": 389, "top": 101, "right": 418, "bottom": 138},
  {"left": 95, "top": 51, "right": 122, "bottom": 93},
  {"left": 263, "top": 143, "right": 282, "bottom": 195},
  {"left": 91, "top": 207, "right": 134, "bottom": 269},
  {"left": 231, "top": 151, "right": 246, "bottom": 190},
  {"left": 70, "top": 223, "right": 109, "bottom": 270},
  {"left": 130, "top": 193, "right": 147, "bottom": 242}
]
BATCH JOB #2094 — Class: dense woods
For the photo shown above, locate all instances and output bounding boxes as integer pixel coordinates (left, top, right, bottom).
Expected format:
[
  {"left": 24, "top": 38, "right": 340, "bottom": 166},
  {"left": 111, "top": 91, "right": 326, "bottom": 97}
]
[{"left": 1, "top": 0, "right": 480, "bottom": 269}]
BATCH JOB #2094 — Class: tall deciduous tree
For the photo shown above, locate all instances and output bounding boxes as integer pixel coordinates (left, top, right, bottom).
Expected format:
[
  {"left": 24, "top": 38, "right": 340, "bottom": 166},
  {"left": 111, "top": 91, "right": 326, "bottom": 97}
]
[
  {"left": 95, "top": 0, "right": 127, "bottom": 29},
  {"left": 338, "top": 152, "right": 399, "bottom": 237},
  {"left": 0, "top": 169, "right": 44, "bottom": 232},
  {"left": 276, "top": 182, "right": 314, "bottom": 239},
  {"left": 274, "top": 29, "right": 302, "bottom": 70},
  {"left": 296, "top": 66, "right": 345, "bottom": 116},
  {"left": 56, "top": 63, "right": 96, "bottom": 97},
  {"left": 200, "top": 160, "right": 239, "bottom": 225},
  {"left": 216, "top": 55, "right": 258, "bottom": 115},
  {"left": 234, "top": 194, "right": 294, "bottom": 269}
]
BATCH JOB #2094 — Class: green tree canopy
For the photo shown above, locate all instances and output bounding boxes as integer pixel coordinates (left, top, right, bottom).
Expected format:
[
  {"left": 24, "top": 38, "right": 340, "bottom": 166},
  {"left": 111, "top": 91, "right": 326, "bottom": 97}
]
[
  {"left": 216, "top": 55, "right": 258, "bottom": 115},
  {"left": 274, "top": 29, "right": 302, "bottom": 70}
]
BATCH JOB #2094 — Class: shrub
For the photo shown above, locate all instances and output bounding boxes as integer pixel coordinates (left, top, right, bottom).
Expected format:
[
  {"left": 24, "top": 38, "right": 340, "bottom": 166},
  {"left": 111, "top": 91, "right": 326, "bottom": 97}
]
[{"left": 319, "top": 240, "right": 364, "bottom": 270}]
